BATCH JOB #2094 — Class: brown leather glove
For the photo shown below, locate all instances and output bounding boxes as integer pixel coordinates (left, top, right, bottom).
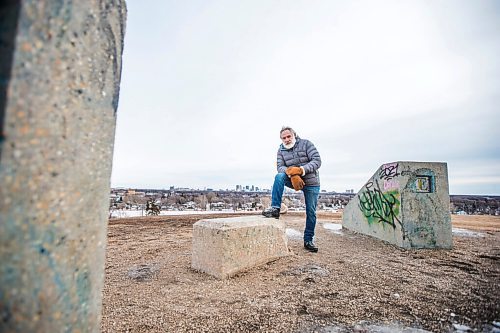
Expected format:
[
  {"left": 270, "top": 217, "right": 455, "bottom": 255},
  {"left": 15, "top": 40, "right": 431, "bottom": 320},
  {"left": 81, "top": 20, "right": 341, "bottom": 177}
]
[
  {"left": 291, "top": 175, "right": 305, "bottom": 191},
  {"left": 286, "top": 166, "right": 303, "bottom": 177}
]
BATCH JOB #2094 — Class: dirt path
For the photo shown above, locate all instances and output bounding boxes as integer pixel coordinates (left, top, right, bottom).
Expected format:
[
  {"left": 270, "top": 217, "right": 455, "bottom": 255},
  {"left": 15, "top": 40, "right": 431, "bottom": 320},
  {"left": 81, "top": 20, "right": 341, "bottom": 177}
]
[{"left": 101, "top": 213, "right": 500, "bottom": 332}]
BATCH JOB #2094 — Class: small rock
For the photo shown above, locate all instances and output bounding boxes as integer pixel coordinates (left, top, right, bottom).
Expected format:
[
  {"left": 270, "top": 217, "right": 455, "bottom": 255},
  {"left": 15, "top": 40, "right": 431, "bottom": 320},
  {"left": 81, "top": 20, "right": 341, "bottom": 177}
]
[
  {"left": 127, "top": 263, "right": 159, "bottom": 281},
  {"left": 303, "top": 276, "right": 316, "bottom": 283},
  {"left": 297, "top": 305, "right": 309, "bottom": 315}
]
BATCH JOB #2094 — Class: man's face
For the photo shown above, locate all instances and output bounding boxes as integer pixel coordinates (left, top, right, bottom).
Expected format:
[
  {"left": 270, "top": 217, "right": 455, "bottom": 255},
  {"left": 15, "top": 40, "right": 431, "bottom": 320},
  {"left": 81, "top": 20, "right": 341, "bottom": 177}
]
[{"left": 280, "top": 130, "right": 295, "bottom": 146}]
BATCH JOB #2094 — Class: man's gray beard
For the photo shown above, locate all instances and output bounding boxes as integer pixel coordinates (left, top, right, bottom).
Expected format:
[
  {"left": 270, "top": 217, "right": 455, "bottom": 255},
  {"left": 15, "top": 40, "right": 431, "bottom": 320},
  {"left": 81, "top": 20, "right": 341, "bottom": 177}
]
[{"left": 284, "top": 138, "right": 296, "bottom": 149}]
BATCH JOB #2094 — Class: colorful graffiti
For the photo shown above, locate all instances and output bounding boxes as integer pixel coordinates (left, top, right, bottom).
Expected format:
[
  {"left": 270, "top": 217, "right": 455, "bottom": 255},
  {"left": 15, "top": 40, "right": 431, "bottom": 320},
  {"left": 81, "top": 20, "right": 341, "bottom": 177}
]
[
  {"left": 358, "top": 180, "right": 401, "bottom": 229},
  {"left": 383, "top": 179, "right": 399, "bottom": 191}
]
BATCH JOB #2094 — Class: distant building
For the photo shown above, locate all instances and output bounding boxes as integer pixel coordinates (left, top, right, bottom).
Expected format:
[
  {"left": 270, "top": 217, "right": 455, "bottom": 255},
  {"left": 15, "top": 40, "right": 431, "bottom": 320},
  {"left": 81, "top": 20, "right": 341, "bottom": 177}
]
[
  {"left": 183, "top": 201, "right": 196, "bottom": 210},
  {"left": 210, "top": 202, "right": 225, "bottom": 210}
]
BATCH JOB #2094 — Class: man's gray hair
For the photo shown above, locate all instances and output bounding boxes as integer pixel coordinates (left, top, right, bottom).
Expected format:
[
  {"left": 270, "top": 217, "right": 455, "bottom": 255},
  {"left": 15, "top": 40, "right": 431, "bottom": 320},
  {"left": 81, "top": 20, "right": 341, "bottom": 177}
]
[{"left": 280, "top": 126, "right": 297, "bottom": 138}]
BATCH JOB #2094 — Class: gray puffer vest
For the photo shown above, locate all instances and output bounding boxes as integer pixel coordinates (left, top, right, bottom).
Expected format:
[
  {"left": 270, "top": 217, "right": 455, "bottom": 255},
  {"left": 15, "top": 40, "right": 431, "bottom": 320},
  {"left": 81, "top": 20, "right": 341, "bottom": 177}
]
[{"left": 277, "top": 137, "right": 321, "bottom": 186}]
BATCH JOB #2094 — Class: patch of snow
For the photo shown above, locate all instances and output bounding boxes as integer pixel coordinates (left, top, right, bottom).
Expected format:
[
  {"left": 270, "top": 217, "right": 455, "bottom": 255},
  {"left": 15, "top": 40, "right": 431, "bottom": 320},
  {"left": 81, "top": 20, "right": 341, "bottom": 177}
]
[
  {"left": 452, "top": 228, "right": 485, "bottom": 238},
  {"left": 361, "top": 324, "right": 432, "bottom": 332},
  {"left": 110, "top": 210, "right": 254, "bottom": 218},
  {"left": 323, "top": 223, "right": 343, "bottom": 234},
  {"left": 453, "top": 323, "right": 471, "bottom": 331},
  {"left": 317, "top": 321, "right": 433, "bottom": 332},
  {"left": 286, "top": 228, "right": 303, "bottom": 240},
  {"left": 110, "top": 210, "right": 143, "bottom": 218}
]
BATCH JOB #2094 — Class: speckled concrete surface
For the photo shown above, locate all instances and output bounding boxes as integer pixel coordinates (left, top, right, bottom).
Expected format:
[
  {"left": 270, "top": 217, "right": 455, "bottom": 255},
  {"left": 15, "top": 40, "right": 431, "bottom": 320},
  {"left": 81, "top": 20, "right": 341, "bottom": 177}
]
[
  {"left": 192, "top": 216, "right": 290, "bottom": 278},
  {"left": 0, "top": 1, "right": 126, "bottom": 332}
]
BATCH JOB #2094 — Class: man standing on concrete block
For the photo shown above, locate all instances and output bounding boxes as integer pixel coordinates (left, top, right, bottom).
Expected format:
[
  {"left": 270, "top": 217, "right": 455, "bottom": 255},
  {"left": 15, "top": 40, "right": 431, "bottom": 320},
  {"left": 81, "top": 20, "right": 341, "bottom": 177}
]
[{"left": 263, "top": 126, "right": 322, "bottom": 252}]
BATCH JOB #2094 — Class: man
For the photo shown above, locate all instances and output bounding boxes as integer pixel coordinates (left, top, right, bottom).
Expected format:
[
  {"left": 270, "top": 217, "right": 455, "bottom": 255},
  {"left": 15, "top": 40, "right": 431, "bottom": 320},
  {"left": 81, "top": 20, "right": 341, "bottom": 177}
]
[{"left": 263, "top": 126, "right": 322, "bottom": 253}]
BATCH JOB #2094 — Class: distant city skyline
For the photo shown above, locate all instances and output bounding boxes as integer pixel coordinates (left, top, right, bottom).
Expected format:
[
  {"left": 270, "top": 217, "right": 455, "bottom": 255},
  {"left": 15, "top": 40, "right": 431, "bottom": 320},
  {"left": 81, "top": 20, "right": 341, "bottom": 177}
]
[
  {"left": 111, "top": 1, "right": 500, "bottom": 195},
  {"left": 111, "top": 184, "right": 351, "bottom": 193}
]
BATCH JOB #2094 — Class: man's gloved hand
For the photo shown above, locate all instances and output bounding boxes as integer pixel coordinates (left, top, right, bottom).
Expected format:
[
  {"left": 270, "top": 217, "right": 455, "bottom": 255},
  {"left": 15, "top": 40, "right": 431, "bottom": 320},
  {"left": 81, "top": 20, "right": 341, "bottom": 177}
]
[
  {"left": 291, "top": 175, "right": 305, "bottom": 191},
  {"left": 286, "top": 166, "right": 303, "bottom": 177}
]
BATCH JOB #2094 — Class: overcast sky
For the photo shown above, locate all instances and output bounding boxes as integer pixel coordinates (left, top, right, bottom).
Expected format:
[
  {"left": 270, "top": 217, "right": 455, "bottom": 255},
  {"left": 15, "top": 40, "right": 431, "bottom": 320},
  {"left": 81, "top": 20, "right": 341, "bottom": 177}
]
[{"left": 111, "top": 0, "right": 500, "bottom": 195}]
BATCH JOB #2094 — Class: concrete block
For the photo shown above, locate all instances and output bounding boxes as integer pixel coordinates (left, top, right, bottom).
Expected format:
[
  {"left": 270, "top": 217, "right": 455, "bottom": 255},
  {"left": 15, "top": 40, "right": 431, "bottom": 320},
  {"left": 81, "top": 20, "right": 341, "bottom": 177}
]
[
  {"left": 192, "top": 216, "right": 289, "bottom": 278},
  {"left": 342, "top": 161, "right": 452, "bottom": 249}
]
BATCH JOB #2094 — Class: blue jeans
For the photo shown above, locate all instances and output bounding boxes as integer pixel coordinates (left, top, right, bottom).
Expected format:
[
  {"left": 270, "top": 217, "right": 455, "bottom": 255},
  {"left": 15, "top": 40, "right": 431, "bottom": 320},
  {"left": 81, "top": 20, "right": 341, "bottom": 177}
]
[{"left": 271, "top": 173, "right": 320, "bottom": 242}]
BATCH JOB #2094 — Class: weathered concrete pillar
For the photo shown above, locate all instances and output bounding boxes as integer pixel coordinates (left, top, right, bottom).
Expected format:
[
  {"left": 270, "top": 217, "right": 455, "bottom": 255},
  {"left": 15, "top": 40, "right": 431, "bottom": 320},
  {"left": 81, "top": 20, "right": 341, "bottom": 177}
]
[
  {"left": 0, "top": 1, "right": 126, "bottom": 332},
  {"left": 342, "top": 161, "right": 452, "bottom": 249}
]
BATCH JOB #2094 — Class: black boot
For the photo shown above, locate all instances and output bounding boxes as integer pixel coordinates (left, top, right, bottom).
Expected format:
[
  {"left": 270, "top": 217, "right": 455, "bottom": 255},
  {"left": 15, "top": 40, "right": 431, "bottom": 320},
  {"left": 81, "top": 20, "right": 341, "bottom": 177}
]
[
  {"left": 262, "top": 207, "right": 280, "bottom": 219},
  {"left": 304, "top": 241, "right": 318, "bottom": 253}
]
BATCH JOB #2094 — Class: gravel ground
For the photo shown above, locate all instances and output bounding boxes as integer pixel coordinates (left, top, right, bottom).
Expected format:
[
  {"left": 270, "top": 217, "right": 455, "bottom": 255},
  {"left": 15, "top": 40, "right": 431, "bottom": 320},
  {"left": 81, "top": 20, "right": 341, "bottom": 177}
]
[{"left": 101, "top": 213, "right": 500, "bottom": 333}]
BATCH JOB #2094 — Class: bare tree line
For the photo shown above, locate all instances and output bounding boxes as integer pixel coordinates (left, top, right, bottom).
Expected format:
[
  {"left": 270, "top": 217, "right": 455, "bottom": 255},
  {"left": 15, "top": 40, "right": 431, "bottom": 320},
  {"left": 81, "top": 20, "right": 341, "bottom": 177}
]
[{"left": 110, "top": 190, "right": 500, "bottom": 216}]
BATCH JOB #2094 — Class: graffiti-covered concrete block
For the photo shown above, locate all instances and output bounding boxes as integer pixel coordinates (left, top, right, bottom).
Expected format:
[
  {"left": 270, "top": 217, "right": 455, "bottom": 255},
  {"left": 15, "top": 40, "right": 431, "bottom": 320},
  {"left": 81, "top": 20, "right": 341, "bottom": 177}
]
[
  {"left": 192, "top": 216, "right": 289, "bottom": 278},
  {"left": 342, "top": 162, "right": 452, "bottom": 249}
]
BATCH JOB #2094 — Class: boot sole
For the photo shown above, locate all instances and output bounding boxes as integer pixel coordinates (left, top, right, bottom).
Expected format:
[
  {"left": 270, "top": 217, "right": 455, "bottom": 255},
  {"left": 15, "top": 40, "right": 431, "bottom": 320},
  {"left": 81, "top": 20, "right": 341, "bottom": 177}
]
[
  {"left": 262, "top": 214, "right": 280, "bottom": 219},
  {"left": 304, "top": 246, "right": 318, "bottom": 253}
]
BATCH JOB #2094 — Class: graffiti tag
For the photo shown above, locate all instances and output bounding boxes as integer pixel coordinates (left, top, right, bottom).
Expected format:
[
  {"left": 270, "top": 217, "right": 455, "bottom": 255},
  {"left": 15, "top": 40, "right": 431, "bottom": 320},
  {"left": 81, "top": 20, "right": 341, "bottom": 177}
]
[
  {"left": 379, "top": 162, "right": 399, "bottom": 180},
  {"left": 383, "top": 179, "right": 399, "bottom": 191},
  {"left": 358, "top": 180, "right": 401, "bottom": 229}
]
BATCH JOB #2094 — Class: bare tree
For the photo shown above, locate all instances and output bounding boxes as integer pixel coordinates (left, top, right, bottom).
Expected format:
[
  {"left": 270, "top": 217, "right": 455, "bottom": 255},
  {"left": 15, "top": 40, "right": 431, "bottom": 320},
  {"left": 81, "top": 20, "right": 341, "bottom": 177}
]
[
  {"left": 260, "top": 197, "right": 271, "bottom": 209},
  {"left": 194, "top": 194, "right": 208, "bottom": 210},
  {"left": 206, "top": 192, "right": 217, "bottom": 203}
]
